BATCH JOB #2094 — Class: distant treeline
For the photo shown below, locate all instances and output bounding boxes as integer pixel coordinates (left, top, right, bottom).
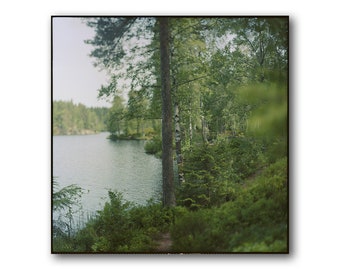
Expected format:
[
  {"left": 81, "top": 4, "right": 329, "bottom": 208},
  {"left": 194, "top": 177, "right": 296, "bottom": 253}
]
[{"left": 53, "top": 100, "right": 109, "bottom": 135}]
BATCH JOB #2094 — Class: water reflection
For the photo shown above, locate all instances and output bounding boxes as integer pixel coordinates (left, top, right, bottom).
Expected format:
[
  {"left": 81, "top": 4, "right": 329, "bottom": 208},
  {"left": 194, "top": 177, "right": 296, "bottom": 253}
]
[{"left": 53, "top": 132, "right": 162, "bottom": 216}]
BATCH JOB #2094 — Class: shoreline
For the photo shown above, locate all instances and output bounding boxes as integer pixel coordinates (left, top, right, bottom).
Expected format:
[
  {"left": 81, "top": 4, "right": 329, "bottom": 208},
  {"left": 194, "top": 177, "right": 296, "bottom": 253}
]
[{"left": 53, "top": 130, "right": 107, "bottom": 136}]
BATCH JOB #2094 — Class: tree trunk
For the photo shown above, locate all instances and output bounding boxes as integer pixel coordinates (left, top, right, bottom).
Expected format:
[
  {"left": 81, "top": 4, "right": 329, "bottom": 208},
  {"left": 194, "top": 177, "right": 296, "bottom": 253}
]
[
  {"left": 189, "top": 101, "right": 193, "bottom": 145},
  {"left": 159, "top": 17, "right": 176, "bottom": 207},
  {"left": 174, "top": 102, "right": 184, "bottom": 183},
  {"left": 170, "top": 35, "right": 184, "bottom": 184},
  {"left": 201, "top": 116, "right": 208, "bottom": 143},
  {"left": 200, "top": 96, "right": 208, "bottom": 143},
  {"left": 174, "top": 102, "right": 181, "bottom": 162},
  {"left": 189, "top": 117, "right": 193, "bottom": 144}
]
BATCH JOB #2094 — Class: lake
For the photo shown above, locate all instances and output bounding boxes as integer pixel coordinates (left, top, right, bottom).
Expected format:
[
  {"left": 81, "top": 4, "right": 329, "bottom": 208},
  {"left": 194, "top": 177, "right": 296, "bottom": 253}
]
[{"left": 53, "top": 132, "right": 162, "bottom": 217}]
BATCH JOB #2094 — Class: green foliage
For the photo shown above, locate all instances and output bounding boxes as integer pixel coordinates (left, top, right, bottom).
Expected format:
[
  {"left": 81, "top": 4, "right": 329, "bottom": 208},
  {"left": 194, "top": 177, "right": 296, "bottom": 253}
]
[
  {"left": 144, "top": 135, "right": 162, "bottom": 156},
  {"left": 170, "top": 208, "right": 213, "bottom": 252},
  {"left": 52, "top": 179, "right": 84, "bottom": 252},
  {"left": 106, "top": 92, "right": 162, "bottom": 141},
  {"left": 89, "top": 191, "right": 134, "bottom": 252},
  {"left": 221, "top": 136, "right": 265, "bottom": 179},
  {"left": 107, "top": 95, "right": 126, "bottom": 136},
  {"left": 53, "top": 181, "right": 83, "bottom": 212},
  {"left": 85, "top": 17, "right": 156, "bottom": 99},
  {"left": 237, "top": 81, "right": 288, "bottom": 163},
  {"left": 171, "top": 158, "right": 288, "bottom": 253},
  {"left": 178, "top": 136, "right": 264, "bottom": 209},
  {"left": 53, "top": 100, "right": 108, "bottom": 135},
  {"left": 83, "top": 16, "right": 288, "bottom": 153},
  {"left": 54, "top": 191, "right": 174, "bottom": 253}
]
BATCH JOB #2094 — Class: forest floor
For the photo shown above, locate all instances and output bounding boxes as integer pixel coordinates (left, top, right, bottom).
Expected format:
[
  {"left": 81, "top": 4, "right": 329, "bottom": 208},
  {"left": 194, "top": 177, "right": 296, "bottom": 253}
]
[{"left": 154, "top": 232, "right": 172, "bottom": 253}]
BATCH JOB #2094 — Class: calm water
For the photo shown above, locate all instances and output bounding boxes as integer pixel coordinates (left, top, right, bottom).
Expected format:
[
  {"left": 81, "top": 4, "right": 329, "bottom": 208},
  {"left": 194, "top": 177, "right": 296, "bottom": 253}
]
[{"left": 53, "top": 132, "right": 162, "bottom": 215}]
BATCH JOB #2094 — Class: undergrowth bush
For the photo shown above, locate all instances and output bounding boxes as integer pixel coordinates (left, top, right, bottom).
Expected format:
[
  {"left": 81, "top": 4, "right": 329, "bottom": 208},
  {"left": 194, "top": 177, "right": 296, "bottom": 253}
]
[
  {"left": 171, "top": 158, "right": 288, "bottom": 253},
  {"left": 144, "top": 135, "right": 162, "bottom": 157},
  {"left": 53, "top": 191, "right": 174, "bottom": 253},
  {"left": 177, "top": 136, "right": 264, "bottom": 209}
]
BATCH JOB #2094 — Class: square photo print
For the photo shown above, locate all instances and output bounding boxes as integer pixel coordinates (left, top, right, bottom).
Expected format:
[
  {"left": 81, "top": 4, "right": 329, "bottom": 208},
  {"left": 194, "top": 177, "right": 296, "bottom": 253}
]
[{"left": 52, "top": 16, "right": 289, "bottom": 254}]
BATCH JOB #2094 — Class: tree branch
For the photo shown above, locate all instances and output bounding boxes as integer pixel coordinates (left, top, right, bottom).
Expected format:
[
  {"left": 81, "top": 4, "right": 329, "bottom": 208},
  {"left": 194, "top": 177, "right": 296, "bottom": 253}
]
[{"left": 175, "top": 75, "right": 208, "bottom": 87}]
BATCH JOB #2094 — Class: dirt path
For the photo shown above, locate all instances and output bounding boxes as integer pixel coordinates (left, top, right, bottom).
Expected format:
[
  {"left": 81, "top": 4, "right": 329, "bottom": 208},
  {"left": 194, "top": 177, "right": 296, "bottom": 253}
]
[{"left": 154, "top": 232, "right": 172, "bottom": 253}]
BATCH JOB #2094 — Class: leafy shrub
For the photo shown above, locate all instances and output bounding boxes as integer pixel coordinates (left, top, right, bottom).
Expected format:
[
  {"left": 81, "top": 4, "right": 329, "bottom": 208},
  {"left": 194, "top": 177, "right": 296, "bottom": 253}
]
[
  {"left": 178, "top": 143, "right": 228, "bottom": 208},
  {"left": 62, "top": 191, "right": 174, "bottom": 253},
  {"left": 52, "top": 180, "right": 84, "bottom": 252},
  {"left": 223, "top": 137, "right": 264, "bottom": 179},
  {"left": 177, "top": 136, "right": 264, "bottom": 209},
  {"left": 172, "top": 158, "right": 288, "bottom": 253},
  {"left": 170, "top": 208, "right": 214, "bottom": 252},
  {"left": 143, "top": 127, "right": 157, "bottom": 139},
  {"left": 144, "top": 135, "right": 162, "bottom": 157}
]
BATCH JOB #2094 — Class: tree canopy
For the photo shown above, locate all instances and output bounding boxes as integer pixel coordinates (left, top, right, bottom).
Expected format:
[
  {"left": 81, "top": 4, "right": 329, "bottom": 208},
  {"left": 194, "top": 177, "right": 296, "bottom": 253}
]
[{"left": 84, "top": 16, "right": 288, "bottom": 207}]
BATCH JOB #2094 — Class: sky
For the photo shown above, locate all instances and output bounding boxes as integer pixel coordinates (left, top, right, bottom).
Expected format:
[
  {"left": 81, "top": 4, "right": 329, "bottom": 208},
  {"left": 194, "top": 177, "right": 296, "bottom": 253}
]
[{"left": 52, "top": 17, "right": 111, "bottom": 108}]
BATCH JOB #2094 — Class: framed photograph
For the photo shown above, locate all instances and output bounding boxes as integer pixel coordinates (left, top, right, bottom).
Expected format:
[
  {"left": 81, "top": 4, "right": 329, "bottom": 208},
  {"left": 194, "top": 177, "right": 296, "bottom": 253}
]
[{"left": 52, "top": 16, "right": 288, "bottom": 254}]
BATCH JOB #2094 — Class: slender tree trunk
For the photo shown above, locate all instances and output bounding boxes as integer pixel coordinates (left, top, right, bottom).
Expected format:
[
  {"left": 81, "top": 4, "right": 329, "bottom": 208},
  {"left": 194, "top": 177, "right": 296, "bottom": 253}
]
[
  {"left": 174, "top": 102, "right": 184, "bottom": 183},
  {"left": 159, "top": 17, "right": 176, "bottom": 207},
  {"left": 171, "top": 58, "right": 184, "bottom": 183},
  {"left": 174, "top": 102, "right": 181, "bottom": 162},
  {"left": 189, "top": 101, "right": 193, "bottom": 145},
  {"left": 201, "top": 116, "right": 208, "bottom": 143},
  {"left": 189, "top": 116, "right": 193, "bottom": 144},
  {"left": 200, "top": 96, "right": 208, "bottom": 143}
]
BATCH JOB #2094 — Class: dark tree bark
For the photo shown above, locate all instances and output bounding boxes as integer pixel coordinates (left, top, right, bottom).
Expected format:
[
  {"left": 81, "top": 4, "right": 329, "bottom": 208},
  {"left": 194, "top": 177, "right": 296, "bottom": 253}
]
[{"left": 159, "top": 17, "right": 176, "bottom": 207}]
